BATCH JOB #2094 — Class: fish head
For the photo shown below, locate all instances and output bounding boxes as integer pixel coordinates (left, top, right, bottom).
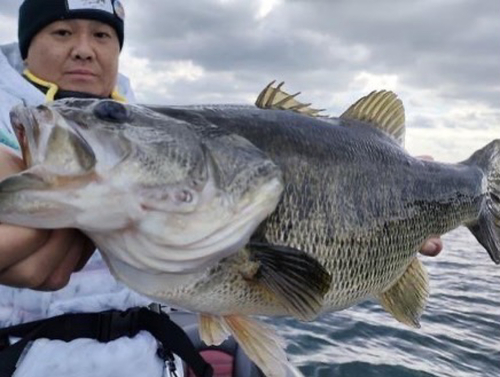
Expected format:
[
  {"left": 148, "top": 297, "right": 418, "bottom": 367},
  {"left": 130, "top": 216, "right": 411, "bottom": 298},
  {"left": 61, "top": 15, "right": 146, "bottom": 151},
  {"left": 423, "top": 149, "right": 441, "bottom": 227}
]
[
  {"left": 0, "top": 99, "right": 284, "bottom": 273},
  {"left": 0, "top": 100, "right": 100, "bottom": 227}
]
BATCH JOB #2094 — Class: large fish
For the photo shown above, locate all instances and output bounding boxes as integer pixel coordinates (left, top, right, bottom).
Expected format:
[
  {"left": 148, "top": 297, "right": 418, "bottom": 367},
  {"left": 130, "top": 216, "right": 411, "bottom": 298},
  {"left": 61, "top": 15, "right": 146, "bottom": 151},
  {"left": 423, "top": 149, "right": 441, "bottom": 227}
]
[{"left": 0, "top": 84, "right": 499, "bottom": 377}]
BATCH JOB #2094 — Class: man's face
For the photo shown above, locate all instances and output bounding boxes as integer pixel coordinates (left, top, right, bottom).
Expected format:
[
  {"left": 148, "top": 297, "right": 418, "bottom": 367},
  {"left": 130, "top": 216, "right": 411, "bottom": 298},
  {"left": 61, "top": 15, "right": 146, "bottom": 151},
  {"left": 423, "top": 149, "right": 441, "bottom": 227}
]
[{"left": 25, "top": 19, "right": 120, "bottom": 97}]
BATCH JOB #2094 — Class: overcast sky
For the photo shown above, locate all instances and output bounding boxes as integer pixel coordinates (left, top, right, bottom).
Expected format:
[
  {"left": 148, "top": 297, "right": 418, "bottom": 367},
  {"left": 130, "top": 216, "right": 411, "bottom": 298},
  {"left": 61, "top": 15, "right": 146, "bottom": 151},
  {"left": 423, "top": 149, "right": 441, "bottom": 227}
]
[{"left": 1, "top": 0, "right": 499, "bottom": 161}]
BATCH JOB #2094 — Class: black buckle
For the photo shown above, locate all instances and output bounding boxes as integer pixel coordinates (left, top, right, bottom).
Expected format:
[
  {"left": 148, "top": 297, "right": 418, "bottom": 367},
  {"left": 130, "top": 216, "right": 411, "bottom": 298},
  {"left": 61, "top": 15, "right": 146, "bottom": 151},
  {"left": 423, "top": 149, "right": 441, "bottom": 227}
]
[
  {"left": 148, "top": 303, "right": 168, "bottom": 314},
  {"left": 97, "top": 308, "right": 141, "bottom": 342},
  {"left": 147, "top": 304, "right": 179, "bottom": 376}
]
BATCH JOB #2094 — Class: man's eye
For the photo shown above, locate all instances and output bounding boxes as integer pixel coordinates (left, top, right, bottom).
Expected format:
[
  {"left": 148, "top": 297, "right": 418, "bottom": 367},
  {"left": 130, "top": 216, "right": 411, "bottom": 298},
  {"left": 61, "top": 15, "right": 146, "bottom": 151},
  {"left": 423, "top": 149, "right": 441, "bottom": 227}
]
[
  {"left": 95, "top": 32, "right": 111, "bottom": 39},
  {"left": 52, "top": 30, "right": 71, "bottom": 37}
]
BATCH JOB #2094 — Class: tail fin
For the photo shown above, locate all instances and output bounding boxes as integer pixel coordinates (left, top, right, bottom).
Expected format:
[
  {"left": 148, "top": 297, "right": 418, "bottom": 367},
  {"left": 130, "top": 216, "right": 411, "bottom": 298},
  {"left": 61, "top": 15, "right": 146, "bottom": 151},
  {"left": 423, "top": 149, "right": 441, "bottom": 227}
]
[{"left": 464, "top": 140, "right": 500, "bottom": 264}]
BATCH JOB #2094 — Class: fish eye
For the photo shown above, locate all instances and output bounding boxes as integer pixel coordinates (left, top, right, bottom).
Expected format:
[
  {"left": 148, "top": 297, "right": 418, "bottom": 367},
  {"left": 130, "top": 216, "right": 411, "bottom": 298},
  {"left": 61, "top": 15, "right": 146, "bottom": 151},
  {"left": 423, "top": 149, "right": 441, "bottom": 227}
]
[{"left": 93, "top": 101, "right": 130, "bottom": 123}]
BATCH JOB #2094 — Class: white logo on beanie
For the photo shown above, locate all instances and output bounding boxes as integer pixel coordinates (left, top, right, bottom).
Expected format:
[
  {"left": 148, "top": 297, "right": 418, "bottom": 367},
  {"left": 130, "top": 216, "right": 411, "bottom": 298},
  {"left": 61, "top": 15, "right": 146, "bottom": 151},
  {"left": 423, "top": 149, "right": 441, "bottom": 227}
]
[
  {"left": 66, "top": 0, "right": 114, "bottom": 13},
  {"left": 113, "top": 0, "right": 125, "bottom": 20}
]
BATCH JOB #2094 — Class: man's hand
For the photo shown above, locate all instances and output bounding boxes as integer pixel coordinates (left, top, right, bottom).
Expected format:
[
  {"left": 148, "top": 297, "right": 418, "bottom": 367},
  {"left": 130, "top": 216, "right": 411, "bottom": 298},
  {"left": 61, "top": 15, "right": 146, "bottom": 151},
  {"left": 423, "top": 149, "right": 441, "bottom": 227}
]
[
  {"left": 0, "top": 146, "right": 95, "bottom": 290},
  {"left": 417, "top": 155, "right": 443, "bottom": 257}
]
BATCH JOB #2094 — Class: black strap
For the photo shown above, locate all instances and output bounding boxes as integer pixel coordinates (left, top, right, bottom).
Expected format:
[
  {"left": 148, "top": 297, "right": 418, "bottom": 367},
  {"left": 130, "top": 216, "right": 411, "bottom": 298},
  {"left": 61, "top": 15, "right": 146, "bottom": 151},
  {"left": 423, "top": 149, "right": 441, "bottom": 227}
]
[{"left": 0, "top": 307, "right": 213, "bottom": 377}]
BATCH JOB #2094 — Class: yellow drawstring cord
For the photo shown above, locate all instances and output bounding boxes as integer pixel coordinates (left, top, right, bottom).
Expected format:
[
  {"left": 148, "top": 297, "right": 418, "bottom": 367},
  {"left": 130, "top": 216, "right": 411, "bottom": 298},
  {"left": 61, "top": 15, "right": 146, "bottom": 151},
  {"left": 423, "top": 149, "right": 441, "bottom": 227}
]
[
  {"left": 24, "top": 69, "right": 58, "bottom": 102},
  {"left": 111, "top": 89, "right": 126, "bottom": 103},
  {"left": 24, "top": 69, "right": 127, "bottom": 103}
]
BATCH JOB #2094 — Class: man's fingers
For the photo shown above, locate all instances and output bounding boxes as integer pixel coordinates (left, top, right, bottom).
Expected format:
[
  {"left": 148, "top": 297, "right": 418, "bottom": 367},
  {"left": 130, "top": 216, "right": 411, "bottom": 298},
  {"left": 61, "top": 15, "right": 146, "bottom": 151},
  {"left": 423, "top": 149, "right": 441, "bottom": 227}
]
[
  {"left": 0, "top": 224, "right": 50, "bottom": 270},
  {"left": 420, "top": 237, "right": 443, "bottom": 257},
  {"left": 0, "top": 229, "right": 77, "bottom": 289},
  {"left": 38, "top": 238, "right": 85, "bottom": 291},
  {"left": 74, "top": 236, "right": 96, "bottom": 272},
  {"left": 0, "top": 145, "right": 25, "bottom": 173}
]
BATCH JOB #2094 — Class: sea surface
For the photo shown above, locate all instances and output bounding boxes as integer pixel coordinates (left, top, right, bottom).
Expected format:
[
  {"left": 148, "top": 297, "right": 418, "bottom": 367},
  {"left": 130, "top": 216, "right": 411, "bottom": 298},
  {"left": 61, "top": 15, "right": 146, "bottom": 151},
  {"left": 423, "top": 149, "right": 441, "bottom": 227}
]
[{"left": 270, "top": 227, "right": 499, "bottom": 377}]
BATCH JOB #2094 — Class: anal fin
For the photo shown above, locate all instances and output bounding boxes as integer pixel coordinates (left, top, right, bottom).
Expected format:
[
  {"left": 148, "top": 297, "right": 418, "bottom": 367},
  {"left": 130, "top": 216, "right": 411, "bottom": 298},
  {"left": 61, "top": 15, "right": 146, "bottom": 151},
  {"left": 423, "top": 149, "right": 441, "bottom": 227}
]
[
  {"left": 248, "top": 242, "right": 331, "bottom": 321},
  {"left": 378, "top": 257, "right": 429, "bottom": 328}
]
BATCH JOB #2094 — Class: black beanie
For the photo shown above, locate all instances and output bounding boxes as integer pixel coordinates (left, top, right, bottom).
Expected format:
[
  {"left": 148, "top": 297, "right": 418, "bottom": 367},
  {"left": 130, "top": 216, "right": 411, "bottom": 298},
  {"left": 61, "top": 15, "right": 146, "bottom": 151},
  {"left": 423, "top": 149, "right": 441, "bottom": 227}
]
[{"left": 18, "top": 0, "right": 125, "bottom": 59}]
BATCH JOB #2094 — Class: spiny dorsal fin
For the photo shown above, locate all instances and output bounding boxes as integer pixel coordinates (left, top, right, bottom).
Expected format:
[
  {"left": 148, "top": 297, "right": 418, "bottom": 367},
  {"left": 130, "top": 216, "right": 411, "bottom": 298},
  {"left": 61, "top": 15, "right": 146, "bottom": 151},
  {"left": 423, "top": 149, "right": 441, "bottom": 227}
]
[
  {"left": 255, "top": 80, "right": 325, "bottom": 117},
  {"left": 378, "top": 257, "right": 429, "bottom": 328},
  {"left": 341, "top": 90, "right": 406, "bottom": 145}
]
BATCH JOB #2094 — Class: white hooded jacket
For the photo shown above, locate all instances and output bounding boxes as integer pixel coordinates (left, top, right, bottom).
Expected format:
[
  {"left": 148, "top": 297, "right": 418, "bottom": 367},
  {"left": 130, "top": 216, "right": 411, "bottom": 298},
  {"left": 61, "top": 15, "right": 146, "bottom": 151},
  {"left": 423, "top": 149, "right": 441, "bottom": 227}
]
[{"left": 0, "top": 43, "right": 181, "bottom": 377}]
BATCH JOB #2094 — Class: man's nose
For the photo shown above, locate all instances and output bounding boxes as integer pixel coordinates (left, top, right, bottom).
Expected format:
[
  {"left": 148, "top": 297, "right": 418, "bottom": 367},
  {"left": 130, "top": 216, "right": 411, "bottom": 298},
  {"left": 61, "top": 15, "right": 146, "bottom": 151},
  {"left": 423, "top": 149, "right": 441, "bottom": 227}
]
[{"left": 71, "top": 35, "right": 96, "bottom": 61}]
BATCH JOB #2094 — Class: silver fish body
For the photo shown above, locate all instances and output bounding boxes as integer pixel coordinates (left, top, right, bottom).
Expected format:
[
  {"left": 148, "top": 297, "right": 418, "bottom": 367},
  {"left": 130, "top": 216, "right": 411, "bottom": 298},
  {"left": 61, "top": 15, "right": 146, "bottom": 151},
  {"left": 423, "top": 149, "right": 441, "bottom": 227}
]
[
  {"left": 1, "top": 88, "right": 499, "bottom": 377},
  {"left": 139, "top": 103, "right": 489, "bottom": 316}
]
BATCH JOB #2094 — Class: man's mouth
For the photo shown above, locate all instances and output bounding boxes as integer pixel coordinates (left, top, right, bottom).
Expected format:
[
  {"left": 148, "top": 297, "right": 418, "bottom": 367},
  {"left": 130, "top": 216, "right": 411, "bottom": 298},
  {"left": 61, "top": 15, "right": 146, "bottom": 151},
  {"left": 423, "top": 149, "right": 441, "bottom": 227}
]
[{"left": 65, "top": 70, "right": 97, "bottom": 78}]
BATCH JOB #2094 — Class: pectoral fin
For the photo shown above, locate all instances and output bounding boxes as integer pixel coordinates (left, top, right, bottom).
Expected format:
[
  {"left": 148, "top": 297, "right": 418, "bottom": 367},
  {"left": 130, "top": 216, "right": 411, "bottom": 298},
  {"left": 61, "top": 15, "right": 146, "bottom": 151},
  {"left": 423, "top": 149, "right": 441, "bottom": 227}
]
[
  {"left": 247, "top": 242, "right": 331, "bottom": 321},
  {"left": 378, "top": 257, "right": 429, "bottom": 328}
]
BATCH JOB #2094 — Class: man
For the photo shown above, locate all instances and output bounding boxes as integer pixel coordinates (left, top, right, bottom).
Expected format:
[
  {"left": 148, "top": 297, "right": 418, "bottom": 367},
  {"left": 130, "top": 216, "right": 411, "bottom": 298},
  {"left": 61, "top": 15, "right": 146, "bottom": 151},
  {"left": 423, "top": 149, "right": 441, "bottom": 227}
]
[
  {"left": 0, "top": 0, "right": 134, "bottom": 291},
  {"left": 0, "top": 1, "right": 187, "bottom": 376},
  {"left": 0, "top": 1, "right": 443, "bottom": 376}
]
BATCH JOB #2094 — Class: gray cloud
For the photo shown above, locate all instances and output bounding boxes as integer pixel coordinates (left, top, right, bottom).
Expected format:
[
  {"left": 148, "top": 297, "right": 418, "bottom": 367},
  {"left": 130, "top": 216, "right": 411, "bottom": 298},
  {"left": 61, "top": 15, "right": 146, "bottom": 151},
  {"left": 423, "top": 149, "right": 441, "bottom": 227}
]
[
  {"left": 3, "top": 0, "right": 498, "bottom": 105},
  {"left": 284, "top": 0, "right": 500, "bottom": 104},
  {"left": 0, "top": 1, "right": 20, "bottom": 17},
  {"left": 0, "top": 0, "right": 498, "bottom": 160},
  {"left": 117, "top": 0, "right": 500, "bottom": 109}
]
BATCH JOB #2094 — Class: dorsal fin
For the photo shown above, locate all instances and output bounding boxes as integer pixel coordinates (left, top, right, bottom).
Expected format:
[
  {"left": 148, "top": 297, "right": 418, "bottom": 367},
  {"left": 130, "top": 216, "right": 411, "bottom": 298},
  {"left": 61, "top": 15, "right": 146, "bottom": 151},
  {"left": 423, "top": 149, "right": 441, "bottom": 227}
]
[
  {"left": 340, "top": 90, "right": 406, "bottom": 145},
  {"left": 255, "top": 81, "right": 325, "bottom": 117}
]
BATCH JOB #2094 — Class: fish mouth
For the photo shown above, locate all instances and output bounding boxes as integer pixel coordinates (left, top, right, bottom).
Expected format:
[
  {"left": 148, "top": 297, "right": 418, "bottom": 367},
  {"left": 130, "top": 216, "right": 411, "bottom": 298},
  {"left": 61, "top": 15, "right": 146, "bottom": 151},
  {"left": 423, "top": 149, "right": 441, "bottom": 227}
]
[
  {"left": 0, "top": 104, "right": 99, "bottom": 228},
  {"left": 9, "top": 104, "right": 96, "bottom": 179}
]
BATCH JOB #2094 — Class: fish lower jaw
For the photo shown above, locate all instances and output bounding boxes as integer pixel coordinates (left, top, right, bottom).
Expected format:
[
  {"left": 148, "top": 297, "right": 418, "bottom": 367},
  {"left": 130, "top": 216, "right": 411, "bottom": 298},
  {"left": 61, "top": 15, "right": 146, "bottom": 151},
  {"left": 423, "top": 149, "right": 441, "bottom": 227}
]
[
  {"left": 89, "top": 205, "right": 263, "bottom": 277},
  {"left": 105, "top": 176, "right": 284, "bottom": 274},
  {"left": 93, "top": 212, "right": 262, "bottom": 275},
  {"left": 103, "top": 257, "right": 241, "bottom": 315},
  {"left": 103, "top": 253, "right": 203, "bottom": 297}
]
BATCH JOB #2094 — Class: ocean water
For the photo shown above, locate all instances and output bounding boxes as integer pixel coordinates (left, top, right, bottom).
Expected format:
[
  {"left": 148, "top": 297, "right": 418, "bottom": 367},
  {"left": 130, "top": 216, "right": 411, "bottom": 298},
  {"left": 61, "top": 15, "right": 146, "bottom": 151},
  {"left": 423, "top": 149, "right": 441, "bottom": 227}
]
[{"left": 271, "top": 227, "right": 500, "bottom": 377}]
